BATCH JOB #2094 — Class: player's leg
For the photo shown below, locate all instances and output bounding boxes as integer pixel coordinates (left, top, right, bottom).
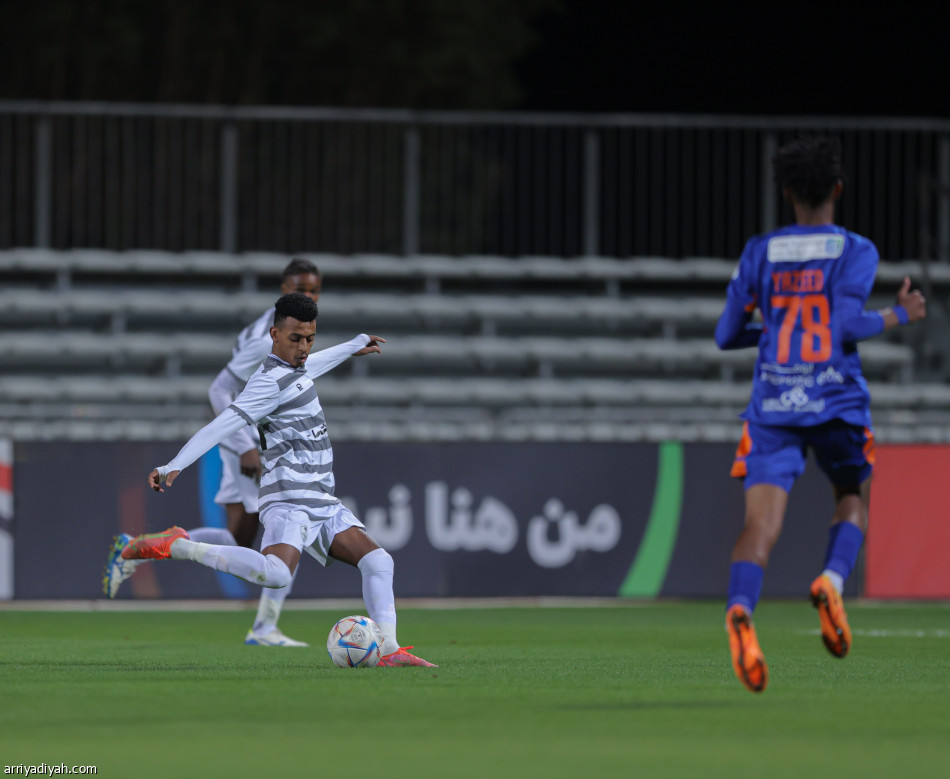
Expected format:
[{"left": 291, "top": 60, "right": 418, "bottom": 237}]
[
  {"left": 726, "top": 484, "right": 786, "bottom": 693},
  {"left": 188, "top": 527, "right": 238, "bottom": 545},
  {"left": 233, "top": 494, "right": 304, "bottom": 646},
  {"left": 807, "top": 482, "right": 866, "bottom": 658},
  {"left": 225, "top": 504, "right": 260, "bottom": 549},
  {"left": 322, "top": 509, "right": 436, "bottom": 667},
  {"left": 216, "top": 447, "right": 261, "bottom": 549},
  {"left": 327, "top": 526, "right": 396, "bottom": 647},
  {"left": 121, "top": 526, "right": 296, "bottom": 588},
  {"left": 102, "top": 524, "right": 240, "bottom": 599},
  {"left": 809, "top": 423, "right": 875, "bottom": 658},
  {"left": 219, "top": 454, "right": 305, "bottom": 646},
  {"left": 244, "top": 564, "right": 304, "bottom": 645},
  {"left": 725, "top": 422, "right": 805, "bottom": 692},
  {"left": 103, "top": 453, "right": 260, "bottom": 598}
]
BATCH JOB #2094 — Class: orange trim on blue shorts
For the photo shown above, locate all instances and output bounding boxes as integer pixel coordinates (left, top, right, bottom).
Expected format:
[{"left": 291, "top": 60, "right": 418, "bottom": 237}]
[
  {"left": 863, "top": 426, "right": 876, "bottom": 466},
  {"left": 731, "top": 421, "right": 752, "bottom": 478}
]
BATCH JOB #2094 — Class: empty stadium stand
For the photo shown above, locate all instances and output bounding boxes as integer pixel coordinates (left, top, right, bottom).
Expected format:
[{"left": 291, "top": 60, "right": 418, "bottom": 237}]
[{"left": 1, "top": 249, "right": 948, "bottom": 442}]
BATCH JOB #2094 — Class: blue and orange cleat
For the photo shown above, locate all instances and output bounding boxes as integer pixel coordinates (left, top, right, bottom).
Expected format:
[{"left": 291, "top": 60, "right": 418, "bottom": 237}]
[
  {"left": 378, "top": 646, "right": 438, "bottom": 668},
  {"left": 102, "top": 533, "right": 136, "bottom": 598},
  {"left": 726, "top": 604, "right": 768, "bottom": 693},
  {"left": 120, "top": 526, "right": 190, "bottom": 561},
  {"left": 810, "top": 574, "right": 851, "bottom": 658}
]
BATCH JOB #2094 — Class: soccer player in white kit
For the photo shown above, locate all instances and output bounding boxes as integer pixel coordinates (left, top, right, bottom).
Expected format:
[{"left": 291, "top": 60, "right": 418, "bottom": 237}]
[
  {"left": 119, "top": 293, "right": 436, "bottom": 667},
  {"left": 103, "top": 259, "right": 321, "bottom": 647}
]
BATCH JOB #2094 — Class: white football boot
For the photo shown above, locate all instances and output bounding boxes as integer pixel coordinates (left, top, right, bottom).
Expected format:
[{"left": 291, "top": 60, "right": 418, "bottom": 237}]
[{"left": 244, "top": 628, "right": 309, "bottom": 647}]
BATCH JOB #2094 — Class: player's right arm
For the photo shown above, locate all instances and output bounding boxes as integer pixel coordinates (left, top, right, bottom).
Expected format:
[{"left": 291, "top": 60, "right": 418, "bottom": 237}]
[
  {"left": 207, "top": 368, "right": 260, "bottom": 462},
  {"left": 149, "top": 372, "right": 280, "bottom": 493},
  {"left": 148, "top": 409, "right": 248, "bottom": 492},
  {"left": 715, "top": 240, "right": 763, "bottom": 350}
]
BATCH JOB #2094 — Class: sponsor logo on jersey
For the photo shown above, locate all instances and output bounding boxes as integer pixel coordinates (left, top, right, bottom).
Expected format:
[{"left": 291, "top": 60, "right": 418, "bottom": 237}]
[
  {"left": 767, "top": 234, "right": 845, "bottom": 263},
  {"left": 761, "top": 385, "right": 826, "bottom": 414}
]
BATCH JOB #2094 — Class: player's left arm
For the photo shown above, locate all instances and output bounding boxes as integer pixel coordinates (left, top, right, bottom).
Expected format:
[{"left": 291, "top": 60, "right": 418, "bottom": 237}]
[
  {"left": 836, "top": 243, "right": 926, "bottom": 341},
  {"left": 304, "top": 334, "right": 386, "bottom": 379}
]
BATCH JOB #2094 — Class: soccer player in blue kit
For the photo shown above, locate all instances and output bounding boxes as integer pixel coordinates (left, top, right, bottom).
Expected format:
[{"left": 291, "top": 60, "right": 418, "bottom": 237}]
[{"left": 715, "top": 137, "right": 926, "bottom": 693}]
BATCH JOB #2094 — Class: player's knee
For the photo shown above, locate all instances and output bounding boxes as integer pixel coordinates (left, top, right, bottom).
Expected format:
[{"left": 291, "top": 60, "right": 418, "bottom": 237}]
[
  {"left": 357, "top": 547, "right": 393, "bottom": 576},
  {"left": 263, "top": 555, "right": 293, "bottom": 589}
]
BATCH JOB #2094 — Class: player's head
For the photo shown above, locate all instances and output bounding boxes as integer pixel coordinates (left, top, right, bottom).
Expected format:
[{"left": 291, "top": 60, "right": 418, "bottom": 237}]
[
  {"left": 270, "top": 292, "right": 318, "bottom": 368},
  {"left": 773, "top": 136, "right": 844, "bottom": 209},
  {"left": 280, "top": 258, "right": 321, "bottom": 302}
]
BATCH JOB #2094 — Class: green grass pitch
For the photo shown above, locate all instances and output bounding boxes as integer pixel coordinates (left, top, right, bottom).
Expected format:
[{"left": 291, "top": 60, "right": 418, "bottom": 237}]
[{"left": 1, "top": 601, "right": 949, "bottom": 778}]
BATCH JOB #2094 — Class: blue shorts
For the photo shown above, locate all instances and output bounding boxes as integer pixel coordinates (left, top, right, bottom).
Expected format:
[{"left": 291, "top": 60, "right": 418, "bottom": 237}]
[{"left": 731, "top": 420, "right": 876, "bottom": 492}]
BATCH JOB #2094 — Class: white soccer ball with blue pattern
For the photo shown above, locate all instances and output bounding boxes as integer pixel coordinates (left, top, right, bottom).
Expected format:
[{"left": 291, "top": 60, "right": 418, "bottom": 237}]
[{"left": 327, "top": 615, "right": 383, "bottom": 667}]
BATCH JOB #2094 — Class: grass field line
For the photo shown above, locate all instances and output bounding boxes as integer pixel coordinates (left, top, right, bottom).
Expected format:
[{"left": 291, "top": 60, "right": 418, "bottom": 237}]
[
  {"left": 799, "top": 627, "right": 950, "bottom": 638},
  {"left": 0, "top": 596, "right": 649, "bottom": 612}
]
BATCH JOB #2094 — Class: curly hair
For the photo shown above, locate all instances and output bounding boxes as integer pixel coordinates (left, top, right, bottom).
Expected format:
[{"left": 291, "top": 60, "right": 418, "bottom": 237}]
[
  {"left": 273, "top": 292, "right": 318, "bottom": 326},
  {"left": 282, "top": 257, "right": 320, "bottom": 278},
  {"left": 772, "top": 136, "right": 843, "bottom": 209}
]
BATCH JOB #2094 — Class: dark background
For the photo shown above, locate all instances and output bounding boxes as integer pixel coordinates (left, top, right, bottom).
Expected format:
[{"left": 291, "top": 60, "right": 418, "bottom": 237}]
[{"left": 0, "top": 0, "right": 942, "bottom": 116}]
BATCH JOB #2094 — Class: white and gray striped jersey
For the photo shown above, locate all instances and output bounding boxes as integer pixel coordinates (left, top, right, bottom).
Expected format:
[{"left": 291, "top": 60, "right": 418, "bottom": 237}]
[
  {"left": 207, "top": 308, "right": 274, "bottom": 456},
  {"left": 229, "top": 353, "right": 341, "bottom": 517},
  {"left": 226, "top": 308, "right": 275, "bottom": 384},
  {"left": 160, "top": 334, "right": 371, "bottom": 520}
]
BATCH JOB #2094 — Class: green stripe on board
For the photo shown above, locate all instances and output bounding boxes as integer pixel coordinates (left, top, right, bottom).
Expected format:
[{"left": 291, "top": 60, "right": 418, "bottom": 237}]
[{"left": 618, "top": 441, "right": 684, "bottom": 597}]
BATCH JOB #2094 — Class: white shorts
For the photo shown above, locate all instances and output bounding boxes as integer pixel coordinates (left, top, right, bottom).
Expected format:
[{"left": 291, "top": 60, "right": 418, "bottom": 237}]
[
  {"left": 213, "top": 447, "right": 260, "bottom": 513},
  {"left": 260, "top": 503, "right": 365, "bottom": 567}
]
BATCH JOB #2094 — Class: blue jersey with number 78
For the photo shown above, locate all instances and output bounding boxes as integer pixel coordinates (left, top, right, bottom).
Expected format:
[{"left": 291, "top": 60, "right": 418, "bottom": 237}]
[{"left": 715, "top": 223, "right": 886, "bottom": 428}]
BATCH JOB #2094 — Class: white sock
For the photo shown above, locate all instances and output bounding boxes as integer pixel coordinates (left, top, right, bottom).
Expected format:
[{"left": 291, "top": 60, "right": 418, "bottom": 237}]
[
  {"left": 822, "top": 569, "right": 844, "bottom": 594},
  {"left": 252, "top": 565, "right": 298, "bottom": 634},
  {"left": 358, "top": 548, "right": 399, "bottom": 654},
  {"left": 169, "top": 539, "right": 291, "bottom": 589},
  {"left": 187, "top": 527, "right": 237, "bottom": 546}
]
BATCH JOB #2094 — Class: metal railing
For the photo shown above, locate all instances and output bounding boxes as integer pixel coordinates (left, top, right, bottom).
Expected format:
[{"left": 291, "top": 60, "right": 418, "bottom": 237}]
[{"left": 2, "top": 101, "right": 950, "bottom": 260}]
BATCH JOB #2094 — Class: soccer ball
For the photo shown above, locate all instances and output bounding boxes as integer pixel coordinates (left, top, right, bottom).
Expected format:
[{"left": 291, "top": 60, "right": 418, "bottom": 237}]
[{"left": 326, "top": 615, "right": 383, "bottom": 668}]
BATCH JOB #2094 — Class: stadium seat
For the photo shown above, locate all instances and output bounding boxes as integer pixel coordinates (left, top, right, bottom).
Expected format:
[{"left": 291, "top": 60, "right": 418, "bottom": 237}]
[{"left": 0, "top": 248, "right": 946, "bottom": 442}]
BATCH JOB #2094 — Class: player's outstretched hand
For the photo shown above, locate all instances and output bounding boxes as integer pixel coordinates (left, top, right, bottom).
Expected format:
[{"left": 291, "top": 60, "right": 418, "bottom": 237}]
[
  {"left": 354, "top": 335, "right": 387, "bottom": 356},
  {"left": 148, "top": 468, "right": 180, "bottom": 493},
  {"left": 897, "top": 276, "right": 926, "bottom": 322}
]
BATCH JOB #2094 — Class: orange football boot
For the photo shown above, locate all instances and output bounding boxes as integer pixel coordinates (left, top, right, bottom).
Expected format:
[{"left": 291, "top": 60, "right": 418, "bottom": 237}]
[
  {"left": 726, "top": 604, "right": 768, "bottom": 693},
  {"left": 810, "top": 574, "right": 851, "bottom": 658},
  {"left": 120, "top": 526, "right": 190, "bottom": 560},
  {"left": 378, "top": 647, "right": 438, "bottom": 667}
]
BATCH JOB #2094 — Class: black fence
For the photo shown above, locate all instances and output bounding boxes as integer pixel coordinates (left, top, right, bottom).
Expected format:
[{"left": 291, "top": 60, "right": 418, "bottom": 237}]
[{"left": 3, "top": 102, "right": 950, "bottom": 259}]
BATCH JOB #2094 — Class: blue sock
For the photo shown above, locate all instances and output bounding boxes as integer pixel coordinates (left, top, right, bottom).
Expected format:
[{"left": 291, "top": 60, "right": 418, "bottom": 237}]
[
  {"left": 727, "top": 561, "right": 764, "bottom": 614},
  {"left": 823, "top": 522, "right": 865, "bottom": 581}
]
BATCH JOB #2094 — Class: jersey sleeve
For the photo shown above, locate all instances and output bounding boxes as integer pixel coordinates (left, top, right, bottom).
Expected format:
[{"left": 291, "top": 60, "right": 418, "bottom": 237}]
[
  {"left": 228, "top": 371, "right": 281, "bottom": 426},
  {"left": 161, "top": 408, "right": 248, "bottom": 477},
  {"left": 835, "top": 240, "right": 886, "bottom": 342},
  {"left": 207, "top": 369, "right": 259, "bottom": 456},
  {"left": 715, "top": 239, "right": 763, "bottom": 349},
  {"left": 304, "top": 334, "right": 372, "bottom": 379},
  {"left": 226, "top": 310, "right": 275, "bottom": 382}
]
